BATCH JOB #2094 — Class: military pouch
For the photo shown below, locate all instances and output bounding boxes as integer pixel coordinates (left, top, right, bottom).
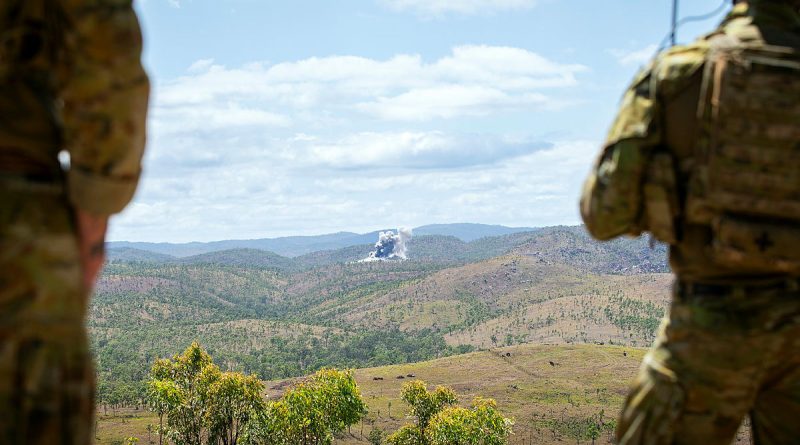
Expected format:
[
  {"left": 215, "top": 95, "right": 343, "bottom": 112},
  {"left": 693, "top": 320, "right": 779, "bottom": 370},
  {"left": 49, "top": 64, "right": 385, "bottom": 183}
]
[
  {"left": 687, "top": 43, "right": 800, "bottom": 226},
  {"left": 643, "top": 151, "right": 680, "bottom": 244},
  {"left": 710, "top": 215, "right": 800, "bottom": 274}
]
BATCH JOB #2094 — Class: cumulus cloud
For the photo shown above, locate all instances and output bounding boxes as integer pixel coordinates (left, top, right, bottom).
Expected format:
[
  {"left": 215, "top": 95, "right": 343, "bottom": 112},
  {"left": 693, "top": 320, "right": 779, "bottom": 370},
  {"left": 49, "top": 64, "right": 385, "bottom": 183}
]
[
  {"left": 380, "top": 0, "right": 537, "bottom": 16},
  {"left": 112, "top": 130, "right": 594, "bottom": 242},
  {"left": 359, "top": 86, "right": 548, "bottom": 120},
  {"left": 608, "top": 44, "right": 658, "bottom": 67},
  {"left": 151, "top": 104, "right": 290, "bottom": 135},
  {"left": 154, "top": 45, "right": 585, "bottom": 124},
  {"left": 112, "top": 46, "right": 591, "bottom": 242},
  {"left": 302, "top": 132, "right": 551, "bottom": 169},
  {"left": 145, "top": 127, "right": 549, "bottom": 173},
  {"left": 187, "top": 58, "right": 215, "bottom": 73}
]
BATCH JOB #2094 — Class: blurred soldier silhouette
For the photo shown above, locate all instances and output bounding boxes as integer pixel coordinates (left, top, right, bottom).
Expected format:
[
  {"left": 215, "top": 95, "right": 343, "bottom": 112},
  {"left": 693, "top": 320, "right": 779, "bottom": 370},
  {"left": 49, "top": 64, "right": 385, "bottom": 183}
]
[
  {"left": 581, "top": 0, "right": 800, "bottom": 443},
  {"left": 0, "top": 0, "right": 148, "bottom": 443}
]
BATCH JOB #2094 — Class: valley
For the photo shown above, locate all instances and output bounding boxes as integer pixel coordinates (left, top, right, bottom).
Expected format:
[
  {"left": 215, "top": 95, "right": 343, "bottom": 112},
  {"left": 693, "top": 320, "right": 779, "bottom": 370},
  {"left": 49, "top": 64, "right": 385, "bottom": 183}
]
[{"left": 92, "top": 224, "right": 675, "bottom": 443}]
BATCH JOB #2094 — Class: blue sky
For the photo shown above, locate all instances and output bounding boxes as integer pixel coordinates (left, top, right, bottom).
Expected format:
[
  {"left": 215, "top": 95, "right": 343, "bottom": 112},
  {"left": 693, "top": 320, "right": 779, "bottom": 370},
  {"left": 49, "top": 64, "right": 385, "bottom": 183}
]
[{"left": 112, "top": 0, "right": 729, "bottom": 242}]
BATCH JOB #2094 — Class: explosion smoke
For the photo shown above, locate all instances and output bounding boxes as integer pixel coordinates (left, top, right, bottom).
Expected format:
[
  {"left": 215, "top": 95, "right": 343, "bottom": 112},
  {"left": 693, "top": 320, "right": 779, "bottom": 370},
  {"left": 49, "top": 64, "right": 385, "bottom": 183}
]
[{"left": 361, "top": 227, "right": 413, "bottom": 262}]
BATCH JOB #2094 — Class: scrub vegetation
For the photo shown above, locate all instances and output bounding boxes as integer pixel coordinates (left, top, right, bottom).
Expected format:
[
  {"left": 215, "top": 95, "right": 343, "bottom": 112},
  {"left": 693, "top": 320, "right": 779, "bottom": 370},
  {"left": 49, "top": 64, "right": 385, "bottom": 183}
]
[{"left": 92, "top": 225, "right": 676, "bottom": 444}]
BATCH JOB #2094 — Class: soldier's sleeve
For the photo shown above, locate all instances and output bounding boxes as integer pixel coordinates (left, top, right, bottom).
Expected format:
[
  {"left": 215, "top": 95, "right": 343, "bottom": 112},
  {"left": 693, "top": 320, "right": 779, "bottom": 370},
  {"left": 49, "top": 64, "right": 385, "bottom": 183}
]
[
  {"left": 580, "top": 63, "right": 661, "bottom": 241},
  {"left": 60, "top": 0, "right": 150, "bottom": 216},
  {"left": 580, "top": 45, "right": 707, "bottom": 241}
]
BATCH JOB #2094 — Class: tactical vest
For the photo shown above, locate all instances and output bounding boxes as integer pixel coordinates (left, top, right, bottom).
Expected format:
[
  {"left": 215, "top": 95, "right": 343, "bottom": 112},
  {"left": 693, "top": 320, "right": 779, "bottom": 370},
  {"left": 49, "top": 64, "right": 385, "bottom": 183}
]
[{"left": 684, "top": 40, "right": 800, "bottom": 273}]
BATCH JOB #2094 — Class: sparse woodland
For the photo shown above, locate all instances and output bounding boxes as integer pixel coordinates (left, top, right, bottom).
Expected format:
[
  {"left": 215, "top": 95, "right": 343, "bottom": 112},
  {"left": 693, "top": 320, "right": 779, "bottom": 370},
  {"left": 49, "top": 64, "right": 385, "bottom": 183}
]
[
  {"left": 142, "top": 342, "right": 513, "bottom": 445},
  {"left": 93, "top": 227, "right": 678, "bottom": 444},
  {"left": 147, "top": 342, "right": 367, "bottom": 445}
]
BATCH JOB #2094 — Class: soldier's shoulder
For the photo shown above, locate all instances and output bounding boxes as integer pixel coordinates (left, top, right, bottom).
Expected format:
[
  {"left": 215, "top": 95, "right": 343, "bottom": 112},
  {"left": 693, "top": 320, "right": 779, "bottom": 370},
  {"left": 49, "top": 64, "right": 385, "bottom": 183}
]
[{"left": 652, "top": 41, "right": 710, "bottom": 98}]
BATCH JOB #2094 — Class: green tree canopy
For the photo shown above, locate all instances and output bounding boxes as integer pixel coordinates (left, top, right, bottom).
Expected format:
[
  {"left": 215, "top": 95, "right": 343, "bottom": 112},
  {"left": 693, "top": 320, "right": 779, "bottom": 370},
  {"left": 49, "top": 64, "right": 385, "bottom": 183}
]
[
  {"left": 241, "top": 368, "right": 366, "bottom": 445},
  {"left": 426, "top": 398, "right": 513, "bottom": 445},
  {"left": 400, "top": 380, "right": 458, "bottom": 431},
  {"left": 146, "top": 342, "right": 264, "bottom": 445},
  {"left": 387, "top": 381, "right": 512, "bottom": 445}
]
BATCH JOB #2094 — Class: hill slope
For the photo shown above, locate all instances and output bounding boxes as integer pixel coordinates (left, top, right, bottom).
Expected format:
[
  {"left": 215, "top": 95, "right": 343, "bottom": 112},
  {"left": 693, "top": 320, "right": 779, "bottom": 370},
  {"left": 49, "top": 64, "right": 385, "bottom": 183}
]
[
  {"left": 95, "top": 344, "right": 645, "bottom": 445},
  {"left": 90, "top": 226, "right": 672, "bottom": 413},
  {"left": 97, "top": 343, "right": 753, "bottom": 445},
  {"left": 107, "top": 223, "right": 538, "bottom": 258},
  {"left": 412, "top": 223, "right": 536, "bottom": 241}
]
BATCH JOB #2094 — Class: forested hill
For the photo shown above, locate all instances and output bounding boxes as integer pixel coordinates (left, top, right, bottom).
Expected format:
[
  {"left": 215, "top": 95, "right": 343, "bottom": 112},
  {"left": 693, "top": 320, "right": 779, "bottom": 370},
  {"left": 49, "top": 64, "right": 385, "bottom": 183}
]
[
  {"left": 92, "top": 225, "right": 670, "bottom": 407},
  {"left": 107, "top": 225, "right": 668, "bottom": 274},
  {"left": 106, "top": 223, "right": 537, "bottom": 258}
]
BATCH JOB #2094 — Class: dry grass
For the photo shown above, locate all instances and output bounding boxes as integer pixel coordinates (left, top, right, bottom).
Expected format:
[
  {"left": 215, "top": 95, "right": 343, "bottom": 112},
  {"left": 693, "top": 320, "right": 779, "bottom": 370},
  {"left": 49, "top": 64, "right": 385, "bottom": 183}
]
[
  {"left": 96, "top": 342, "right": 754, "bottom": 445},
  {"left": 445, "top": 273, "right": 672, "bottom": 349},
  {"left": 97, "top": 343, "right": 646, "bottom": 445},
  {"left": 336, "top": 343, "right": 644, "bottom": 445}
]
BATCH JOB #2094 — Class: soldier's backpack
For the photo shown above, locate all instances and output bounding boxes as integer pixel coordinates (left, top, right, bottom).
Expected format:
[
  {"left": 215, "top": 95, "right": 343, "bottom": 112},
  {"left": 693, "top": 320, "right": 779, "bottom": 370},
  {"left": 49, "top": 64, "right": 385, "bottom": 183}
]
[{"left": 685, "top": 39, "right": 800, "bottom": 273}]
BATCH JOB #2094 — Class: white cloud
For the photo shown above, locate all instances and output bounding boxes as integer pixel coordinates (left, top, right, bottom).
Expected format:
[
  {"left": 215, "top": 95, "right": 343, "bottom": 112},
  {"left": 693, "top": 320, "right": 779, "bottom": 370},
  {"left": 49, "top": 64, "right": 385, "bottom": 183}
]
[
  {"left": 152, "top": 104, "right": 290, "bottom": 134},
  {"left": 380, "top": 0, "right": 537, "bottom": 16},
  {"left": 608, "top": 44, "right": 657, "bottom": 67},
  {"left": 187, "top": 58, "right": 214, "bottom": 73},
  {"left": 359, "top": 86, "right": 548, "bottom": 120},
  {"left": 154, "top": 45, "right": 585, "bottom": 124},
  {"left": 113, "top": 46, "right": 591, "bottom": 242},
  {"left": 145, "top": 128, "right": 548, "bottom": 173},
  {"left": 303, "top": 131, "right": 550, "bottom": 169},
  {"left": 112, "top": 129, "right": 595, "bottom": 242}
]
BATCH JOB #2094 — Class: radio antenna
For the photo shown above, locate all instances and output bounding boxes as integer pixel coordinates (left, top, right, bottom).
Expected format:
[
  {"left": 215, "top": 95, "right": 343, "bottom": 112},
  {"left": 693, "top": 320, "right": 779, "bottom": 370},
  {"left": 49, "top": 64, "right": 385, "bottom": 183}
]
[
  {"left": 671, "top": 0, "right": 679, "bottom": 46},
  {"left": 658, "top": 0, "right": 729, "bottom": 51}
]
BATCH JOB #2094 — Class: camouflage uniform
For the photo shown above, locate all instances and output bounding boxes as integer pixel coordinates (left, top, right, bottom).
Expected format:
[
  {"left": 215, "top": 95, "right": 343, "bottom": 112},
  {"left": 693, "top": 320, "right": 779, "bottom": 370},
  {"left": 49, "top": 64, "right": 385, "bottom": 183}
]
[
  {"left": 0, "top": 1, "right": 148, "bottom": 443},
  {"left": 581, "top": 1, "right": 800, "bottom": 443}
]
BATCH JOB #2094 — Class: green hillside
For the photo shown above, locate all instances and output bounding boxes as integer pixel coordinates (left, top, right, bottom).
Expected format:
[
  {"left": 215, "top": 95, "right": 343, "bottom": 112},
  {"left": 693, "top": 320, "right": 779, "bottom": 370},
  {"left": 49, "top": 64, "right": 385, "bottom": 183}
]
[
  {"left": 90, "top": 227, "right": 671, "bottom": 415},
  {"left": 511, "top": 226, "right": 668, "bottom": 274},
  {"left": 106, "top": 223, "right": 540, "bottom": 258},
  {"left": 97, "top": 343, "right": 753, "bottom": 445},
  {"left": 410, "top": 223, "right": 536, "bottom": 241},
  {"left": 97, "top": 343, "right": 645, "bottom": 444}
]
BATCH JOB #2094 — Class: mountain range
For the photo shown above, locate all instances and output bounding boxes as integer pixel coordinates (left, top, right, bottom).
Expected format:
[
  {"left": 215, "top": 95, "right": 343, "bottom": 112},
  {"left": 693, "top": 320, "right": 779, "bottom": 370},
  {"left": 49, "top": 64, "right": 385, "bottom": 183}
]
[
  {"left": 107, "top": 223, "right": 537, "bottom": 258},
  {"left": 92, "top": 224, "right": 672, "bottom": 410}
]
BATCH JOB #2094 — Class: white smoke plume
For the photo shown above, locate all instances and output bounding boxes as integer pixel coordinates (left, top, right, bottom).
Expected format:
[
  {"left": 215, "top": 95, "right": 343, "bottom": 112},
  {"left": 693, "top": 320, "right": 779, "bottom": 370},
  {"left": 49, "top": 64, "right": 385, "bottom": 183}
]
[{"left": 361, "top": 227, "right": 413, "bottom": 262}]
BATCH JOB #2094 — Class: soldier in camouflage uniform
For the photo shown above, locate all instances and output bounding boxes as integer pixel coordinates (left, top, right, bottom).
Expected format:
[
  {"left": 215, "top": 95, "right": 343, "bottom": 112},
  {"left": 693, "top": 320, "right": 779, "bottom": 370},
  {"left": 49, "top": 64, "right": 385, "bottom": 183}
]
[
  {"left": 581, "top": 0, "right": 800, "bottom": 443},
  {"left": 0, "top": 0, "right": 148, "bottom": 443}
]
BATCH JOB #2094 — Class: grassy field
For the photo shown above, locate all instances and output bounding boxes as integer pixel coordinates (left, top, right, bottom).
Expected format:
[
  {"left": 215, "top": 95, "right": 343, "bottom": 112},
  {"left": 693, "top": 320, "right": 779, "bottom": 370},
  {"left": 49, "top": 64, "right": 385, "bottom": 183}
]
[
  {"left": 96, "top": 342, "right": 755, "bottom": 445},
  {"left": 97, "top": 343, "right": 645, "bottom": 444},
  {"left": 334, "top": 343, "right": 643, "bottom": 445}
]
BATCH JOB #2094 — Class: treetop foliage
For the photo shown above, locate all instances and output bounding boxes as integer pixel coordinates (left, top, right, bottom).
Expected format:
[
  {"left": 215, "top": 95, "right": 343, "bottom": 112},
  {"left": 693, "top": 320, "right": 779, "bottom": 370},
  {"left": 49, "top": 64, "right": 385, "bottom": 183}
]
[
  {"left": 388, "top": 380, "right": 513, "bottom": 445},
  {"left": 145, "top": 344, "right": 513, "bottom": 445},
  {"left": 242, "top": 368, "right": 367, "bottom": 445},
  {"left": 400, "top": 381, "right": 458, "bottom": 430},
  {"left": 146, "top": 342, "right": 365, "bottom": 445},
  {"left": 147, "top": 342, "right": 265, "bottom": 445},
  {"left": 427, "top": 397, "right": 514, "bottom": 445}
]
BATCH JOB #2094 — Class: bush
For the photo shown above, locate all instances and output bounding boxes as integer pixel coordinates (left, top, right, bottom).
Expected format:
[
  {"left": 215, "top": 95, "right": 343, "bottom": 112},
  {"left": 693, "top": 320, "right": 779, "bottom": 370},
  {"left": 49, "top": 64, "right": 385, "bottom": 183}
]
[
  {"left": 387, "top": 381, "right": 512, "bottom": 445},
  {"left": 146, "top": 343, "right": 366, "bottom": 445}
]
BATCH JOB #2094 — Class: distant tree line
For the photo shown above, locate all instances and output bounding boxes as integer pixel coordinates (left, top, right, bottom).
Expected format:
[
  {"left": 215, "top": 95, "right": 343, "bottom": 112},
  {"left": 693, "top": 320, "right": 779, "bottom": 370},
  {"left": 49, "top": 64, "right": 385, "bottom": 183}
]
[{"left": 95, "top": 327, "right": 473, "bottom": 408}]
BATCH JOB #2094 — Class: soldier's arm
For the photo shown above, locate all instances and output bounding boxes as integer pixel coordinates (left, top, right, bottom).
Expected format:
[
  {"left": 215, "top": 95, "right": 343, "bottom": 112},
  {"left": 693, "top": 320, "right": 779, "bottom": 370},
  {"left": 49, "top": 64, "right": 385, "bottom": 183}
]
[
  {"left": 580, "top": 66, "right": 661, "bottom": 241},
  {"left": 59, "top": 0, "right": 150, "bottom": 288},
  {"left": 580, "top": 45, "right": 707, "bottom": 242},
  {"left": 60, "top": 0, "right": 150, "bottom": 216}
]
